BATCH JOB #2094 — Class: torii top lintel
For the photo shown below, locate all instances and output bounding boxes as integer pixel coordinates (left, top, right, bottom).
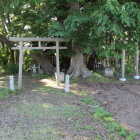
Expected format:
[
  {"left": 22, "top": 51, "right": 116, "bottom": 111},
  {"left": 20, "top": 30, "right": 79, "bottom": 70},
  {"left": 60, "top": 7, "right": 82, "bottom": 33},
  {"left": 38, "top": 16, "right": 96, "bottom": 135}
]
[{"left": 9, "top": 37, "right": 69, "bottom": 42}]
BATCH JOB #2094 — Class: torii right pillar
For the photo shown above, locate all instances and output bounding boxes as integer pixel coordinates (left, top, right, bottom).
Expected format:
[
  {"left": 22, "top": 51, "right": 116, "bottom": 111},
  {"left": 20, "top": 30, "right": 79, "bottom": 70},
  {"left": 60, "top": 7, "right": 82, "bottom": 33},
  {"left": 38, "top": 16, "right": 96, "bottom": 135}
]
[{"left": 133, "top": 47, "right": 139, "bottom": 79}]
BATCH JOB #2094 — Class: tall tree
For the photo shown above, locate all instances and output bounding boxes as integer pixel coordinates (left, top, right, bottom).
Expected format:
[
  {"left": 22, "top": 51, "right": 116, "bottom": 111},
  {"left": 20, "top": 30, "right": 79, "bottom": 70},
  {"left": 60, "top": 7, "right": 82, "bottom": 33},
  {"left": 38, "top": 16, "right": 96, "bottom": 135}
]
[
  {"left": 0, "top": 0, "right": 140, "bottom": 76},
  {"left": 49, "top": 0, "right": 94, "bottom": 78},
  {"left": 49, "top": 0, "right": 140, "bottom": 76}
]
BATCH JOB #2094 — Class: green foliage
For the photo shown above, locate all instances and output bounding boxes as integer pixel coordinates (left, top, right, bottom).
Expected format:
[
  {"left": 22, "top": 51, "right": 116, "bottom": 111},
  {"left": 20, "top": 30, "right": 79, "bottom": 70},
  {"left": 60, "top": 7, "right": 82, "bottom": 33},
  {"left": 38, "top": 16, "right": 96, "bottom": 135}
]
[
  {"left": 91, "top": 107, "right": 112, "bottom": 119},
  {"left": 108, "top": 122, "right": 119, "bottom": 132},
  {"left": 0, "top": 88, "right": 18, "bottom": 99},
  {"left": 23, "top": 54, "right": 34, "bottom": 71},
  {"left": 0, "top": 66, "right": 5, "bottom": 74},
  {"left": 108, "top": 123, "right": 129, "bottom": 137},
  {"left": 5, "top": 63, "right": 18, "bottom": 74},
  {"left": 90, "top": 0, "right": 140, "bottom": 58},
  {"left": 104, "top": 117, "right": 115, "bottom": 122},
  {"left": 125, "top": 63, "right": 135, "bottom": 74},
  {"left": 0, "top": 46, "right": 10, "bottom": 67},
  {"left": 80, "top": 97, "right": 99, "bottom": 105},
  {"left": 126, "top": 132, "right": 137, "bottom": 140},
  {"left": 48, "top": 0, "right": 140, "bottom": 59}
]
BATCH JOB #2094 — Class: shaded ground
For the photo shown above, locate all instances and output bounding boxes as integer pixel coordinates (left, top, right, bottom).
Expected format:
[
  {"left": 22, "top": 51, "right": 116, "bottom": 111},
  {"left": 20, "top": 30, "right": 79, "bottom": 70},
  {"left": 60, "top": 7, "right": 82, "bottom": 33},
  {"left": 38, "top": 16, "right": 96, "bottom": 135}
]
[{"left": 0, "top": 74, "right": 140, "bottom": 139}]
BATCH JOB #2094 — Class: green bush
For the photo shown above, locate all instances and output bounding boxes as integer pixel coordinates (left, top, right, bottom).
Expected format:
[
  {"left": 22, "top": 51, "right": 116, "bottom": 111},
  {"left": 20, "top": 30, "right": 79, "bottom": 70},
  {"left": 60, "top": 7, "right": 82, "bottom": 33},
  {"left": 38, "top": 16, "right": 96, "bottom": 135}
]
[
  {"left": 125, "top": 63, "right": 135, "bottom": 75},
  {"left": 5, "top": 63, "right": 18, "bottom": 74}
]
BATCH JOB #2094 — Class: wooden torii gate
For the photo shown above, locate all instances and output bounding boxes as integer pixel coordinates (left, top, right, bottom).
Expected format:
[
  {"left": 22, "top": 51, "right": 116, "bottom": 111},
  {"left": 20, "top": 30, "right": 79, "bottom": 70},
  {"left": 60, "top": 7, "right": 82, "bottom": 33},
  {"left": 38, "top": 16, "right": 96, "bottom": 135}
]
[{"left": 9, "top": 37, "right": 69, "bottom": 88}]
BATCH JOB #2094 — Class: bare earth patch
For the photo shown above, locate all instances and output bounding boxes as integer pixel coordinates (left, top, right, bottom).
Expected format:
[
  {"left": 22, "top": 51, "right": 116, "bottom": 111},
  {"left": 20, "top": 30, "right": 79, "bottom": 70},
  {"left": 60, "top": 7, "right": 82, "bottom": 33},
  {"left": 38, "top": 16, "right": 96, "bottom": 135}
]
[{"left": 0, "top": 74, "right": 140, "bottom": 140}]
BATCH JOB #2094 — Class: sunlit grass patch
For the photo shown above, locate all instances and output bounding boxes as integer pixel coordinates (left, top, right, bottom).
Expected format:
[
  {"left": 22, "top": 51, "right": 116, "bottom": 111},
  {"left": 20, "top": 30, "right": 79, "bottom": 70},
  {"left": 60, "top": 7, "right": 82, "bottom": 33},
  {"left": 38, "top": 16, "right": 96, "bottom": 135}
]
[{"left": 37, "top": 85, "right": 64, "bottom": 95}]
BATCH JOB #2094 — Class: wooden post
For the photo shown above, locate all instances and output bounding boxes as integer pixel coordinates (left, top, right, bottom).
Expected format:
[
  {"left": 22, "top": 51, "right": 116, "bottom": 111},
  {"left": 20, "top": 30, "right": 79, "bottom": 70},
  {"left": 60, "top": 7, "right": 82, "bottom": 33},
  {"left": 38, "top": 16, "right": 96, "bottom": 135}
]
[
  {"left": 56, "top": 41, "right": 60, "bottom": 86},
  {"left": 18, "top": 41, "right": 23, "bottom": 88},
  {"left": 10, "top": 75, "right": 14, "bottom": 90},
  {"left": 119, "top": 49, "right": 126, "bottom": 81},
  {"left": 65, "top": 74, "right": 70, "bottom": 92},
  {"left": 134, "top": 47, "right": 139, "bottom": 79}
]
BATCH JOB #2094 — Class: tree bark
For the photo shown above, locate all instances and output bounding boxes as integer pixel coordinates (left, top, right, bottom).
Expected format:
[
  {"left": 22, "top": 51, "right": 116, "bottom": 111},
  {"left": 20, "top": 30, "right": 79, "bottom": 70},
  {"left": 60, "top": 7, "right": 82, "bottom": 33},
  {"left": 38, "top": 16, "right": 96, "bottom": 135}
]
[
  {"left": 69, "top": 2, "right": 79, "bottom": 10},
  {"left": 67, "top": 44, "right": 92, "bottom": 78},
  {"left": 29, "top": 53, "right": 55, "bottom": 75}
]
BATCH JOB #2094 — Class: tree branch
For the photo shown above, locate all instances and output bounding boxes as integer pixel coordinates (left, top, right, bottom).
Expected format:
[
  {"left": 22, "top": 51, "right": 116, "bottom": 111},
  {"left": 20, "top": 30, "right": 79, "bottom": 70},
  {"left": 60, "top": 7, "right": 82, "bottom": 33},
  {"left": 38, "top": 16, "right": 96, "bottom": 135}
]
[{"left": 0, "top": 34, "right": 16, "bottom": 47}]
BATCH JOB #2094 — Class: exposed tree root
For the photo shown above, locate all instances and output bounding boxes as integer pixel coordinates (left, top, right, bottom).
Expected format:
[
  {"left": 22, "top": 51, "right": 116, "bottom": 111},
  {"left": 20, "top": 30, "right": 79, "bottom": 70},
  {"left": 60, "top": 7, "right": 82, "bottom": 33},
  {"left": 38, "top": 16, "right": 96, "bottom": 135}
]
[{"left": 67, "top": 44, "right": 92, "bottom": 78}]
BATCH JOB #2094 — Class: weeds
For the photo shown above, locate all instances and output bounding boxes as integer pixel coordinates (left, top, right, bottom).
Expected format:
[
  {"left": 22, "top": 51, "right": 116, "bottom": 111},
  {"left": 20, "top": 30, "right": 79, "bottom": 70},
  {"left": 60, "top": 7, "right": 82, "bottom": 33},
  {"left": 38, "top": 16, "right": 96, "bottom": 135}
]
[
  {"left": 81, "top": 90, "right": 88, "bottom": 96},
  {"left": 91, "top": 107, "right": 112, "bottom": 119},
  {"left": 80, "top": 97, "right": 99, "bottom": 106}
]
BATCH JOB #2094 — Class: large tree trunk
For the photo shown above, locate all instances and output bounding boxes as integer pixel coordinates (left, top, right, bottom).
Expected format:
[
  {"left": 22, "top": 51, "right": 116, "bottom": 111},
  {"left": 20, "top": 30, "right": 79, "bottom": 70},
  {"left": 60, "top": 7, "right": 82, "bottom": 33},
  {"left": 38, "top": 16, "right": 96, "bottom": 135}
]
[
  {"left": 29, "top": 53, "right": 55, "bottom": 75},
  {"left": 67, "top": 2, "right": 92, "bottom": 78},
  {"left": 67, "top": 44, "right": 92, "bottom": 78}
]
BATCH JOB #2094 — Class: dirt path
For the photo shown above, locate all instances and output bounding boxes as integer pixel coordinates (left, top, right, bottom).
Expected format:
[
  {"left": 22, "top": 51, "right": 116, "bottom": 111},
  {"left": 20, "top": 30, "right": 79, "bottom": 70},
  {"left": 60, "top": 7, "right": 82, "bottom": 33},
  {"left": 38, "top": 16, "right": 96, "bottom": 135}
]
[{"left": 0, "top": 74, "right": 140, "bottom": 139}]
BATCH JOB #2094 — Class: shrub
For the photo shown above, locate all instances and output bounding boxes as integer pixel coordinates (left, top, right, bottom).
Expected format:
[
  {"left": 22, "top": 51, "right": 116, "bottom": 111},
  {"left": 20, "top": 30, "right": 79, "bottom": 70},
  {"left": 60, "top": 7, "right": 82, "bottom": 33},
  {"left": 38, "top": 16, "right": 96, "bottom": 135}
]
[{"left": 5, "top": 63, "right": 18, "bottom": 74}]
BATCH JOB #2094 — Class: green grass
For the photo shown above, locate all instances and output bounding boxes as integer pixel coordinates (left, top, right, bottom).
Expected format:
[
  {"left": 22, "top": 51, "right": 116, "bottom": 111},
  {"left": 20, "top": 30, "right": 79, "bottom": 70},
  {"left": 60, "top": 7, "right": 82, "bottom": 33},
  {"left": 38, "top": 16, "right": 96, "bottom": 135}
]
[
  {"left": 0, "top": 88, "right": 18, "bottom": 99},
  {"left": 70, "top": 77, "right": 81, "bottom": 83},
  {"left": 37, "top": 85, "right": 64, "bottom": 95},
  {"left": 88, "top": 72, "right": 115, "bottom": 83}
]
